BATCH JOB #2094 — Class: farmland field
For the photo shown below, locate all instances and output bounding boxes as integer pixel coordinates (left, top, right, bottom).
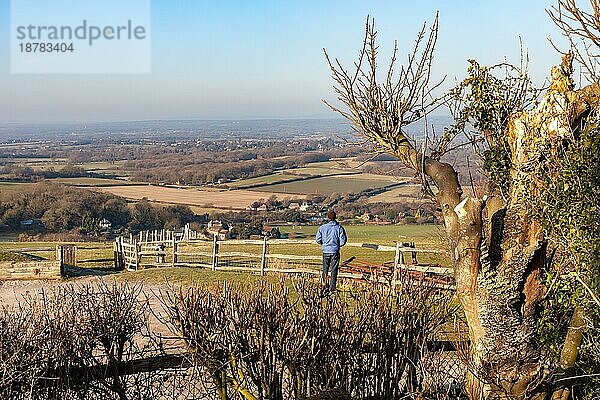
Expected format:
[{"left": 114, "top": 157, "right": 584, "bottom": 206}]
[
  {"left": 227, "top": 165, "right": 359, "bottom": 189},
  {"left": 251, "top": 174, "right": 402, "bottom": 195},
  {"left": 0, "top": 182, "right": 32, "bottom": 193},
  {"left": 90, "top": 185, "right": 306, "bottom": 209},
  {"left": 49, "top": 177, "right": 138, "bottom": 186},
  {"left": 226, "top": 173, "right": 301, "bottom": 188},
  {"left": 367, "top": 184, "right": 423, "bottom": 203}
]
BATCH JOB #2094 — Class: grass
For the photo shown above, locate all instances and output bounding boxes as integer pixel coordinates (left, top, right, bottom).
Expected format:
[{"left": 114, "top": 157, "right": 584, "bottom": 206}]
[
  {"left": 0, "top": 242, "right": 114, "bottom": 265},
  {"left": 252, "top": 175, "right": 399, "bottom": 195},
  {"left": 282, "top": 224, "right": 449, "bottom": 266},
  {"left": 115, "top": 266, "right": 270, "bottom": 287},
  {"left": 0, "top": 251, "right": 30, "bottom": 262},
  {"left": 281, "top": 224, "right": 445, "bottom": 245}
]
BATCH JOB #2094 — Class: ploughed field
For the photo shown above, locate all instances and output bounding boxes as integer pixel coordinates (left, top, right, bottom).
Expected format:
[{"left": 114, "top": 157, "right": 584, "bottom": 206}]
[{"left": 87, "top": 185, "right": 307, "bottom": 210}]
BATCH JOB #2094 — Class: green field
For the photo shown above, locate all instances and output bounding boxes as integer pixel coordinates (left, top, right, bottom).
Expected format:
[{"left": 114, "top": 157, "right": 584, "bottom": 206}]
[
  {"left": 116, "top": 266, "right": 268, "bottom": 286},
  {"left": 281, "top": 224, "right": 448, "bottom": 265},
  {"left": 227, "top": 165, "right": 358, "bottom": 189},
  {"left": 367, "top": 184, "right": 423, "bottom": 203},
  {"left": 0, "top": 242, "right": 114, "bottom": 267},
  {"left": 227, "top": 172, "right": 299, "bottom": 188},
  {"left": 281, "top": 224, "right": 445, "bottom": 245},
  {"left": 252, "top": 175, "right": 399, "bottom": 195}
]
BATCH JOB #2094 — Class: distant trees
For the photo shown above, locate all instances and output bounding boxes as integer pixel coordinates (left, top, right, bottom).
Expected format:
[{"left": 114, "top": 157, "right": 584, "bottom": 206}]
[
  {"left": 281, "top": 209, "right": 304, "bottom": 223},
  {"left": 234, "top": 221, "right": 263, "bottom": 239},
  {"left": 0, "top": 183, "right": 197, "bottom": 235},
  {"left": 0, "top": 164, "right": 88, "bottom": 182}
]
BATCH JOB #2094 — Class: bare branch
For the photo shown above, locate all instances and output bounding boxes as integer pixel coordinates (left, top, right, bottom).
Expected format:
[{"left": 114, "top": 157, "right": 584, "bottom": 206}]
[
  {"left": 548, "top": 0, "right": 600, "bottom": 81},
  {"left": 323, "top": 13, "right": 463, "bottom": 210}
]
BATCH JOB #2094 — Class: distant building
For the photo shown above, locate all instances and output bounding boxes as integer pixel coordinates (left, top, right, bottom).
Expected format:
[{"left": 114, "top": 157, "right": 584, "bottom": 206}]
[
  {"left": 360, "top": 212, "right": 373, "bottom": 223},
  {"left": 361, "top": 213, "right": 391, "bottom": 225},
  {"left": 288, "top": 202, "right": 300, "bottom": 210},
  {"left": 246, "top": 203, "right": 269, "bottom": 212},
  {"left": 99, "top": 218, "right": 112, "bottom": 231},
  {"left": 262, "top": 225, "right": 281, "bottom": 238},
  {"left": 207, "top": 220, "right": 234, "bottom": 240},
  {"left": 299, "top": 202, "right": 312, "bottom": 212}
]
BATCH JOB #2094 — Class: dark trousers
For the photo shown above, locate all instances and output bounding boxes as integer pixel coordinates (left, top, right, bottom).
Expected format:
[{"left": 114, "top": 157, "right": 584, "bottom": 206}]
[{"left": 322, "top": 252, "right": 340, "bottom": 292}]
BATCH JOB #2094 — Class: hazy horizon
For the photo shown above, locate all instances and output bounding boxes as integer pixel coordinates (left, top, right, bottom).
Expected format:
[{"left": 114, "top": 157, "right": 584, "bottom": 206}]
[{"left": 1, "top": 1, "right": 570, "bottom": 124}]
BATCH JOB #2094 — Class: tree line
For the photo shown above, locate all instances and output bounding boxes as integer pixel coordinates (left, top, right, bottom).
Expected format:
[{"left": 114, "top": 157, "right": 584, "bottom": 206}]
[{"left": 0, "top": 183, "right": 197, "bottom": 235}]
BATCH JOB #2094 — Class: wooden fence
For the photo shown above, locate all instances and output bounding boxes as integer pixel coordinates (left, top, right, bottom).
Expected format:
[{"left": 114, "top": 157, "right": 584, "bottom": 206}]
[
  {"left": 0, "top": 244, "right": 117, "bottom": 280},
  {"left": 114, "top": 229, "right": 452, "bottom": 287},
  {"left": 0, "top": 244, "right": 77, "bottom": 280}
]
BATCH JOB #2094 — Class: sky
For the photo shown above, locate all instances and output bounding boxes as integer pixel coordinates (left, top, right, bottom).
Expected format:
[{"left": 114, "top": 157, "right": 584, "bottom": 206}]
[{"left": 0, "top": 0, "right": 570, "bottom": 123}]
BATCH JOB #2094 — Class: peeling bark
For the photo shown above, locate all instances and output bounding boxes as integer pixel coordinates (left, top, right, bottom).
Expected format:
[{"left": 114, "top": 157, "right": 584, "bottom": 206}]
[{"left": 394, "top": 54, "right": 599, "bottom": 399}]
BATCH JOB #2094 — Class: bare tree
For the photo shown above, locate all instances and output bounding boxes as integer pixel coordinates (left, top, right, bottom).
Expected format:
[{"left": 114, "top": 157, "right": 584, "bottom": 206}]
[
  {"left": 323, "top": 15, "right": 600, "bottom": 400},
  {"left": 548, "top": 0, "right": 600, "bottom": 80}
]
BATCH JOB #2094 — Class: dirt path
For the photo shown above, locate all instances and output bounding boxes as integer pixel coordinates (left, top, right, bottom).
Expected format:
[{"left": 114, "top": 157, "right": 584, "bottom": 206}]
[{"left": 0, "top": 276, "right": 178, "bottom": 343}]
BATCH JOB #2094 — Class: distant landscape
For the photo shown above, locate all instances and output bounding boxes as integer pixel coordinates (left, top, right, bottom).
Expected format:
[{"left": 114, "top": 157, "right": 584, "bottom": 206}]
[{"left": 0, "top": 118, "right": 458, "bottom": 241}]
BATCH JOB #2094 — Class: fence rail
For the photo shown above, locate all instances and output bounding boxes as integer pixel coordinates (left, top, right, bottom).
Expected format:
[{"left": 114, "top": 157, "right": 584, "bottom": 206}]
[{"left": 114, "top": 228, "right": 453, "bottom": 288}]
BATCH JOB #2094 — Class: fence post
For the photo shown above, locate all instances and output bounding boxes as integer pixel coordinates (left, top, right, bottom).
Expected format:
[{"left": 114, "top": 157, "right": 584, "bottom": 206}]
[
  {"left": 172, "top": 237, "right": 178, "bottom": 267},
  {"left": 393, "top": 242, "right": 401, "bottom": 291},
  {"left": 113, "top": 239, "right": 118, "bottom": 269},
  {"left": 135, "top": 241, "right": 140, "bottom": 271},
  {"left": 211, "top": 235, "right": 219, "bottom": 271},
  {"left": 57, "top": 245, "right": 64, "bottom": 275},
  {"left": 261, "top": 236, "right": 268, "bottom": 276}
]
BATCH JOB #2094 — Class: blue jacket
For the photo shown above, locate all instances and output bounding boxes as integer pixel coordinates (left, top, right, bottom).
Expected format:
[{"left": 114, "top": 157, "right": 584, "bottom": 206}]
[{"left": 316, "top": 220, "right": 347, "bottom": 253}]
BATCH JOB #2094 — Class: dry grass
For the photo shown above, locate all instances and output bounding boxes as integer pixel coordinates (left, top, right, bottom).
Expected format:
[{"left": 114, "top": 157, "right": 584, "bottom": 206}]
[
  {"left": 0, "top": 182, "right": 33, "bottom": 192},
  {"left": 89, "top": 185, "right": 306, "bottom": 209},
  {"left": 49, "top": 177, "right": 138, "bottom": 186}
]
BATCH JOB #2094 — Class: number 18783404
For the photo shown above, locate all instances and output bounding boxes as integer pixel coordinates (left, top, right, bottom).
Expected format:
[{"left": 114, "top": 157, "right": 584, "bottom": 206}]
[{"left": 19, "top": 43, "right": 74, "bottom": 53}]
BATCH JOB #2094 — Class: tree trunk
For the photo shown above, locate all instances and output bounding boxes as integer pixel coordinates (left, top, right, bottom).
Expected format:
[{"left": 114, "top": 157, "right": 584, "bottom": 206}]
[
  {"left": 551, "top": 306, "right": 587, "bottom": 400},
  {"left": 412, "top": 54, "right": 598, "bottom": 399}
]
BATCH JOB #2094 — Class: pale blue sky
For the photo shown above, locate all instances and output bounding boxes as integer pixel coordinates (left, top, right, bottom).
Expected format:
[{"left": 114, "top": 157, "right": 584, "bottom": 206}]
[{"left": 0, "top": 1, "right": 568, "bottom": 123}]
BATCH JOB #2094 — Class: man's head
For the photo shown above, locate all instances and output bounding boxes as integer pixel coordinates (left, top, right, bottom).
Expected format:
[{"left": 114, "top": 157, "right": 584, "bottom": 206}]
[{"left": 327, "top": 210, "right": 337, "bottom": 221}]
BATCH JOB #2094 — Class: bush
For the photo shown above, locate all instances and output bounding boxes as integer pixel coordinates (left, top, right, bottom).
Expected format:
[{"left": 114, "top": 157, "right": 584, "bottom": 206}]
[
  {"left": 0, "top": 281, "right": 157, "bottom": 399},
  {"left": 164, "top": 277, "right": 458, "bottom": 400}
]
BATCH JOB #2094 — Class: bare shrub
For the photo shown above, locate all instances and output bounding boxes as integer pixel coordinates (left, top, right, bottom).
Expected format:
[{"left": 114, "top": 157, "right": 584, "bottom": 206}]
[
  {"left": 164, "top": 275, "right": 458, "bottom": 400},
  {"left": 0, "top": 281, "right": 171, "bottom": 400}
]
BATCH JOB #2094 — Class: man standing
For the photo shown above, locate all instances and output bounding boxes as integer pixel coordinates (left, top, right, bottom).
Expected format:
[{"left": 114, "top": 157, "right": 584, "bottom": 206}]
[{"left": 316, "top": 210, "right": 347, "bottom": 296}]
